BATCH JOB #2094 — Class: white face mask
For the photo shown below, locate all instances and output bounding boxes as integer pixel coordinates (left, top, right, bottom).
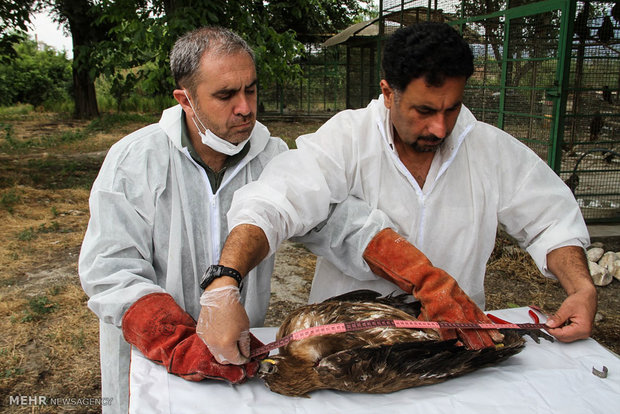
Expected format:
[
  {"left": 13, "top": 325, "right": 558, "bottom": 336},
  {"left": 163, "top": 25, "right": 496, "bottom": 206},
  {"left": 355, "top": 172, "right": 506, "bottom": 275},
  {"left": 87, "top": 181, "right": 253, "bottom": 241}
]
[{"left": 183, "top": 90, "right": 252, "bottom": 156}]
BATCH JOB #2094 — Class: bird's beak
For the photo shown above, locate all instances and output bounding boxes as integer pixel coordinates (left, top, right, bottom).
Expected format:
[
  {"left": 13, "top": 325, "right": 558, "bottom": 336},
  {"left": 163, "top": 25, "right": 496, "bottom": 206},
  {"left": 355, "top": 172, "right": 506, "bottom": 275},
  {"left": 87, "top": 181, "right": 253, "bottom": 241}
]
[{"left": 258, "top": 358, "right": 277, "bottom": 375}]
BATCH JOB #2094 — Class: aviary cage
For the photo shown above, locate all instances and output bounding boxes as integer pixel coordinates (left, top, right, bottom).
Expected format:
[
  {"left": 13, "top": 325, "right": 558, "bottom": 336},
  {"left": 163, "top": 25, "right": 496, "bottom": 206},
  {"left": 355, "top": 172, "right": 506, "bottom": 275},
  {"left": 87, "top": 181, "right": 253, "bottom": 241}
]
[{"left": 325, "top": 0, "right": 620, "bottom": 222}]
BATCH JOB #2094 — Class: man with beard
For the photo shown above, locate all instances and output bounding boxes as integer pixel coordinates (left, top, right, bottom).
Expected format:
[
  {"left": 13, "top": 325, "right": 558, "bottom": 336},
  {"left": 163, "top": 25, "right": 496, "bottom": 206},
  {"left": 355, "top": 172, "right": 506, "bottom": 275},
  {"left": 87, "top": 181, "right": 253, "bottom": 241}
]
[
  {"left": 196, "top": 22, "right": 596, "bottom": 367},
  {"left": 78, "top": 27, "right": 288, "bottom": 413}
]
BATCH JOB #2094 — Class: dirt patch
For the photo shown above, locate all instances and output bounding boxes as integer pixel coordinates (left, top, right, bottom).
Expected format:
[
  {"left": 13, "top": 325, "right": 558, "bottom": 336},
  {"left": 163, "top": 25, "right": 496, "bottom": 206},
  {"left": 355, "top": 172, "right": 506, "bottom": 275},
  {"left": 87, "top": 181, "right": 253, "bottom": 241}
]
[{"left": 265, "top": 241, "right": 316, "bottom": 327}]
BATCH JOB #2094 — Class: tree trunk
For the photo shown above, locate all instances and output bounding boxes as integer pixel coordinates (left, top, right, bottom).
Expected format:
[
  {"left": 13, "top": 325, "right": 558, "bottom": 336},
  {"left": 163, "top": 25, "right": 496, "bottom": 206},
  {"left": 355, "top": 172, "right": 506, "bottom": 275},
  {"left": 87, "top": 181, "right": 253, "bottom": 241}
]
[
  {"left": 58, "top": 0, "right": 103, "bottom": 119},
  {"left": 72, "top": 64, "right": 99, "bottom": 119}
]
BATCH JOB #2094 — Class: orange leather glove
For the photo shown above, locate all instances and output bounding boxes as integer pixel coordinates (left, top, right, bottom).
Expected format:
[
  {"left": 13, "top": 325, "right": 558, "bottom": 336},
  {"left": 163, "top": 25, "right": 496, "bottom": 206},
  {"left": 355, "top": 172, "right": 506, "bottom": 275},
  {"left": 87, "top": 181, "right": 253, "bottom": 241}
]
[
  {"left": 363, "top": 228, "right": 503, "bottom": 350},
  {"left": 122, "top": 292, "right": 261, "bottom": 382}
]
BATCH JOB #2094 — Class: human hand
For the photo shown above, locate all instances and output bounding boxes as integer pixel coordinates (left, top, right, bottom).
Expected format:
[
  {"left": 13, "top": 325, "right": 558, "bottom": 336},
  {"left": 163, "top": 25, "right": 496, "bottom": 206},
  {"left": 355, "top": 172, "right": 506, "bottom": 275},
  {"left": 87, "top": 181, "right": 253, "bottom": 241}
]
[
  {"left": 545, "top": 286, "right": 597, "bottom": 342},
  {"left": 196, "top": 285, "right": 251, "bottom": 364},
  {"left": 122, "top": 292, "right": 256, "bottom": 383}
]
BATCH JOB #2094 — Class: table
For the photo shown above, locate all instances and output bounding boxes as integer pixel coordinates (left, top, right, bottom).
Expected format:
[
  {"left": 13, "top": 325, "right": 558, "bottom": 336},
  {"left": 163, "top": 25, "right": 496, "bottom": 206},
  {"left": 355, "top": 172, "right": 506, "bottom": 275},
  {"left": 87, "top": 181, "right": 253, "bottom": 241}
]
[{"left": 129, "top": 307, "right": 620, "bottom": 413}]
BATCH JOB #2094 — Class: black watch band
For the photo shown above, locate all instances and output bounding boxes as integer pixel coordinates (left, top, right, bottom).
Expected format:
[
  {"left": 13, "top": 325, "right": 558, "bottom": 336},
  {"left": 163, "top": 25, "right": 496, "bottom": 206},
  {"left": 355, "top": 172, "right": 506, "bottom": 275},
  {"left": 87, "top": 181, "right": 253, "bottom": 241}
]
[{"left": 200, "top": 265, "right": 243, "bottom": 290}]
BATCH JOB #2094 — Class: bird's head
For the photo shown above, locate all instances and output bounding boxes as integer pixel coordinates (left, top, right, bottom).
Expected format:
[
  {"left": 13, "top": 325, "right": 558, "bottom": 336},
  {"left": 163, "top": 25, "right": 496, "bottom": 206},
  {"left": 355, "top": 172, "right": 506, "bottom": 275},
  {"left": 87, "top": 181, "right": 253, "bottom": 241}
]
[
  {"left": 257, "top": 355, "right": 320, "bottom": 397},
  {"left": 258, "top": 358, "right": 279, "bottom": 376}
]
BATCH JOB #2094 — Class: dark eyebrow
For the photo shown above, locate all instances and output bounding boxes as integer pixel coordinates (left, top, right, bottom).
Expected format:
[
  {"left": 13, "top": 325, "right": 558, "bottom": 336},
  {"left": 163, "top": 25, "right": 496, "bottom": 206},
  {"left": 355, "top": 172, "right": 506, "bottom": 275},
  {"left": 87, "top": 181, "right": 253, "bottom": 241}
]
[
  {"left": 413, "top": 104, "right": 437, "bottom": 112},
  {"left": 414, "top": 101, "right": 462, "bottom": 112},
  {"left": 213, "top": 79, "right": 257, "bottom": 97},
  {"left": 448, "top": 101, "right": 462, "bottom": 110}
]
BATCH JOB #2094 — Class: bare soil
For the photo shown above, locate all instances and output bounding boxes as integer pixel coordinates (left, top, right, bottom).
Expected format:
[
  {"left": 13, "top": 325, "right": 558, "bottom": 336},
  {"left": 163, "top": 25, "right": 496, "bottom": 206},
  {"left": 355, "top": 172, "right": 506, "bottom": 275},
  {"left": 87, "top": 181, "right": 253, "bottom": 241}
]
[{"left": 0, "top": 114, "right": 618, "bottom": 413}]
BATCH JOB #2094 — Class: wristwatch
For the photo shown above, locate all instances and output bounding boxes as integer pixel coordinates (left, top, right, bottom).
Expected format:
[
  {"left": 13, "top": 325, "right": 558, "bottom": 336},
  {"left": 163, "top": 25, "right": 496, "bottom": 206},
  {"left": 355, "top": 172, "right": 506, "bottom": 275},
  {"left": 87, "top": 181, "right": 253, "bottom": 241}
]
[{"left": 200, "top": 265, "right": 243, "bottom": 290}]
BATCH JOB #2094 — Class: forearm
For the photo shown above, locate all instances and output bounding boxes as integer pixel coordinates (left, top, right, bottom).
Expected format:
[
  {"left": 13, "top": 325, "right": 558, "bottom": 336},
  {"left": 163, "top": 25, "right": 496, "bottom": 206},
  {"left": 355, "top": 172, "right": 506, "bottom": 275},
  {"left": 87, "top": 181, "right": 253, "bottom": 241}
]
[
  {"left": 547, "top": 245, "right": 596, "bottom": 297},
  {"left": 544, "top": 245, "right": 597, "bottom": 341},
  {"left": 208, "top": 224, "right": 269, "bottom": 290},
  {"left": 198, "top": 224, "right": 268, "bottom": 364}
]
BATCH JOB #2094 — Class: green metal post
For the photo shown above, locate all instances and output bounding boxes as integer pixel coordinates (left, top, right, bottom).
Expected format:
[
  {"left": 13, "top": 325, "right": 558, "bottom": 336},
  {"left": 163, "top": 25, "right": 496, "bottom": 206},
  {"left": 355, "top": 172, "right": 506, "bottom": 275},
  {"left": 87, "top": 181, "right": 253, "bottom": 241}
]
[
  {"left": 498, "top": 2, "right": 512, "bottom": 130},
  {"left": 548, "top": 0, "right": 576, "bottom": 172},
  {"left": 377, "top": 0, "right": 384, "bottom": 98}
]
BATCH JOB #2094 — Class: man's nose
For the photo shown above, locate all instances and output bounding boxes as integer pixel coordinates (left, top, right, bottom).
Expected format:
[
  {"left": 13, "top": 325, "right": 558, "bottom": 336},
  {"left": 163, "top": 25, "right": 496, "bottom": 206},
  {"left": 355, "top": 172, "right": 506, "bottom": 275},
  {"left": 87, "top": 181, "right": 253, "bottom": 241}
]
[
  {"left": 234, "top": 94, "right": 253, "bottom": 117},
  {"left": 428, "top": 113, "right": 448, "bottom": 139}
]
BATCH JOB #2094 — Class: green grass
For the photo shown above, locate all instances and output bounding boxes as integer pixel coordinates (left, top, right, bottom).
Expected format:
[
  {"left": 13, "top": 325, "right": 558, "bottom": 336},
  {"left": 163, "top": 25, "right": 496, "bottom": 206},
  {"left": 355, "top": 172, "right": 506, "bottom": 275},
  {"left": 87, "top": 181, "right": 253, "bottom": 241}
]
[
  {"left": 0, "top": 111, "right": 158, "bottom": 152},
  {"left": 86, "top": 112, "right": 158, "bottom": 133},
  {"left": 16, "top": 221, "right": 62, "bottom": 241},
  {"left": 0, "top": 103, "right": 34, "bottom": 118},
  {"left": 0, "top": 188, "right": 22, "bottom": 213},
  {"left": 21, "top": 295, "right": 58, "bottom": 322}
]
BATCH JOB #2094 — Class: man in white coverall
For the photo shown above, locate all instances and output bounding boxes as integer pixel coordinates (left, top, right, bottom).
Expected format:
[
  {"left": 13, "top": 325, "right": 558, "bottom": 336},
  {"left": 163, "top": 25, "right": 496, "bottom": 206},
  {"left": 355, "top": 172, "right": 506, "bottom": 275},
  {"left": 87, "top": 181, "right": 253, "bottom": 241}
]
[
  {"left": 79, "top": 27, "right": 289, "bottom": 413},
  {"left": 197, "top": 22, "right": 597, "bottom": 366}
]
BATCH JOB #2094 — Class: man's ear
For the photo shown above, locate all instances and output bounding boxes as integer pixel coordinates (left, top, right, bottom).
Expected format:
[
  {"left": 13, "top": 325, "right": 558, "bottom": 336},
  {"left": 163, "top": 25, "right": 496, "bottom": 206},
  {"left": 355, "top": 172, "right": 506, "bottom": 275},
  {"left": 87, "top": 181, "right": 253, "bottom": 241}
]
[
  {"left": 173, "top": 89, "right": 195, "bottom": 117},
  {"left": 380, "top": 80, "right": 394, "bottom": 109}
]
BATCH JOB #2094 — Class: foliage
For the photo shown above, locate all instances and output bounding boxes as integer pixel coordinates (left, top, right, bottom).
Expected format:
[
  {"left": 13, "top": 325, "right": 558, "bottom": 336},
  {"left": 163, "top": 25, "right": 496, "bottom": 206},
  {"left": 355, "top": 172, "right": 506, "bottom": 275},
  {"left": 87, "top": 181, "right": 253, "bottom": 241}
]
[
  {"left": 0, "top": 187, "right": 21, "bottom": 213},
  {"left": 6, "top": 1, "right": 372, "bottom": 116},
  {"left": 21, "top": 295, "right": 58, "bottom": 322},
  {"left": 0, "top": 0, "right": 34, "bottom": 60},
  {"left": 92, "top": 0, "right": 372, "bottom": 102},
  {"left": 266, "top": 0, "right": 374, "bottom": 43},
  {"left": 0, "top": 37, "right": 72, "bottom": 107}
]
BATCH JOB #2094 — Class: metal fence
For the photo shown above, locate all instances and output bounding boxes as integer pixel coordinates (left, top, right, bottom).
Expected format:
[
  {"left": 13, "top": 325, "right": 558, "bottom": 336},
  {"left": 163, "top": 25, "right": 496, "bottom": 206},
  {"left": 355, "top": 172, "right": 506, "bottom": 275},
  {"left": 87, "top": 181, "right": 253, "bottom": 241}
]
[
  {"left": 258, "top": 44, "right": 348, "bottom": 116},
  {"left": 258, "top": 0, "right": 620, "bottom": 222}
]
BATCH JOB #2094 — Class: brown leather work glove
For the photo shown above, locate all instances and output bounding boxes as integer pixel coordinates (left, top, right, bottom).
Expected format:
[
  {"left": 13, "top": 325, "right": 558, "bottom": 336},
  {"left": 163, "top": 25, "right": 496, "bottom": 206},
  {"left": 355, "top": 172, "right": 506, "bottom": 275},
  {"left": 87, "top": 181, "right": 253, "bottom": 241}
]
[
  {"left": 122, "top": 292, "right": 262, "bottom": 382},
  {"left": 363, "top": 228, "right": 503, "bottom": 350}
]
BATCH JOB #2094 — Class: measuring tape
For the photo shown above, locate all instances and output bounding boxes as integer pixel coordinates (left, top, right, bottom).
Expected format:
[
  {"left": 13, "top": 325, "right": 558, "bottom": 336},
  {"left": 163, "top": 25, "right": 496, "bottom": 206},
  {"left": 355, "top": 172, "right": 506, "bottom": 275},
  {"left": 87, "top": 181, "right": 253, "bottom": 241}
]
[{"left": 250, "top": 317, "right": 548, "bottom": 358}]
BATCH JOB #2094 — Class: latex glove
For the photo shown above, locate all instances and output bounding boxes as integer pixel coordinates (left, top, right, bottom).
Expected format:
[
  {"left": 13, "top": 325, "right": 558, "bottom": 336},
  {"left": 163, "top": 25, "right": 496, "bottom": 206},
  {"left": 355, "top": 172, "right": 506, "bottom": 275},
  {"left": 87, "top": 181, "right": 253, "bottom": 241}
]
[
  {"left": 122, "top": 293, "right": 258, "bottom": 382},
  {"left": 197, "top": 285, "right": 251, "bottom": 365},
  {"left": 363, "top": 228, "right": 504, "bottom": 350}
]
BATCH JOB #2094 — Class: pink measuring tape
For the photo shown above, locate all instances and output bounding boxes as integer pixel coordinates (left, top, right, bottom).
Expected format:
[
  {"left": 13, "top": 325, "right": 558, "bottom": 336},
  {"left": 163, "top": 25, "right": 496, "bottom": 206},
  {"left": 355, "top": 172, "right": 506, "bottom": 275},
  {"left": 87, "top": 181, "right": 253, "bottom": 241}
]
[{"left": 250, "top": 310, "right": 549, "bottom": 358}]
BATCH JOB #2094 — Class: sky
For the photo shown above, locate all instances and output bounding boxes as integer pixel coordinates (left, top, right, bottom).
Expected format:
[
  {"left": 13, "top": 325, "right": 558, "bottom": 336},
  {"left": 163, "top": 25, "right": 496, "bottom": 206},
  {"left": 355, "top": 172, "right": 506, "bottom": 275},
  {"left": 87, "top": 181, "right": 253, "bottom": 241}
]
[{"left": 27, "top": 12, "right": 73, "bottom": 58}]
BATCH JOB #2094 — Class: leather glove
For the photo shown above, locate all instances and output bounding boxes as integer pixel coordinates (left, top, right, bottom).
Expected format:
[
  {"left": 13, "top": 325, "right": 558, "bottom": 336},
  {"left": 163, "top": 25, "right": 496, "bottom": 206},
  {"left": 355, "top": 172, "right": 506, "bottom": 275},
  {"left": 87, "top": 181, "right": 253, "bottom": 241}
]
[
  {"left": 363, "top": 228, "right": 503, "bottom": 350},
  {"left": 196, "top": 285, "right": 251, "bottom": 365},
  {"left": 122, "top": 292, "right": 260, "bottom": 382}
]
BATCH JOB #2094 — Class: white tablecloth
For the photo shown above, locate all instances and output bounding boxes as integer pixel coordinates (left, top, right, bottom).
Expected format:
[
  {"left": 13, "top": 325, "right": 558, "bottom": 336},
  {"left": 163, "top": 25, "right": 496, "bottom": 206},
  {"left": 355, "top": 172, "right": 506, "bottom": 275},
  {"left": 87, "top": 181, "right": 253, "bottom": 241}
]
[{"left": 129, "top": 307, "right": 620, "bottom": 413}]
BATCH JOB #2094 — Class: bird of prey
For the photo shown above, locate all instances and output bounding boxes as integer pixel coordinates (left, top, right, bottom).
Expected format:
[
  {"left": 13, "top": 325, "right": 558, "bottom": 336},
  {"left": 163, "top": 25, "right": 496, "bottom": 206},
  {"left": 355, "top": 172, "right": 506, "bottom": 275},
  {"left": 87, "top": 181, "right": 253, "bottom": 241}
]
[
  {"left": 590, "top": 112, "right": 604, "bottom": 141},
  {"left": 574, "top": 2, "right": 590, "bottom": 40},
  {"left": 598, "top": 16, "right": 614, "bottom": 44},
  {"left": 258, "top": 290, "right": 551, "bottom": 397},
  {"left": 602, "top": 86, "right": 613, "bottom": 104},
  {"left": 564, "top": 172, "right": 580, "bottom": 195}
]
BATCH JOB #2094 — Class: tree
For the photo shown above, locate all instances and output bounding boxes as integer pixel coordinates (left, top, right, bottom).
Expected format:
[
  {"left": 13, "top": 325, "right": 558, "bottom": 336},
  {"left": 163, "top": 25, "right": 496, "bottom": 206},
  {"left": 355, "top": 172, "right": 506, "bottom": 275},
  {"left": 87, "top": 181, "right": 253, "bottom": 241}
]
[
  {"left": 10, "top": 0, "right": 371, "bottom": 117},
  {"left": 265, "top": 0, "right": 372, "bottom": 43},
  {"left": 0, "top": 37, "right": 71, "bottom": 107},
  {"left": 42, "top": 0, "right": 121, "bottom": 118},
  {"left": 0, "top": 0, "right": 34, "bottom": 61}
]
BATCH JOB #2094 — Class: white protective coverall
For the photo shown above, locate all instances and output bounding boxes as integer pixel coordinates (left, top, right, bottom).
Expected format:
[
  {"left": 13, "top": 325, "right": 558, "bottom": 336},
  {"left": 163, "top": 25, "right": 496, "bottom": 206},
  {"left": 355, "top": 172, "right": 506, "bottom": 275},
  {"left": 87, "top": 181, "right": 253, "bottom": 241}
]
[
  {"left": 78, "top": 105, "right": 287, "bottom": 413},
  {"left": 229, "top": 95, "right": 590, "bottom": 306}
]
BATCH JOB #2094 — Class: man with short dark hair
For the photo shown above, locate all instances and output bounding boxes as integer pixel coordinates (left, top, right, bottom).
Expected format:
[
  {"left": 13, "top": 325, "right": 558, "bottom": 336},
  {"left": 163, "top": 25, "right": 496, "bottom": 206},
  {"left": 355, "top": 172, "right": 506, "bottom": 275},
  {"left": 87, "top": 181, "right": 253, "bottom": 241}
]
[
  {"left": 197, "top": 22, "right": 597, "bottom": 365},
  {"left": 79, "top": 27, "right": 288, "bottom": 413}
]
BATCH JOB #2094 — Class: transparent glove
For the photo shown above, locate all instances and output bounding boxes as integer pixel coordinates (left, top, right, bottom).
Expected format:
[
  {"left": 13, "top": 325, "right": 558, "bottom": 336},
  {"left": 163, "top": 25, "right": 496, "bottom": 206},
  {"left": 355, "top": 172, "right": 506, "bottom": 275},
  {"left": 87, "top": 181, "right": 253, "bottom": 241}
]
[{"left": 197, "top": 285, "right": 250, "bottom": 365}]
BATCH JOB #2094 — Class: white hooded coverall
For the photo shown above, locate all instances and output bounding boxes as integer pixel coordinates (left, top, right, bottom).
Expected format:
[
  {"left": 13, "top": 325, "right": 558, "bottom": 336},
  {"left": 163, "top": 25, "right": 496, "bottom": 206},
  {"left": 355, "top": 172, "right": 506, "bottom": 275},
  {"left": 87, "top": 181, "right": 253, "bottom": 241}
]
[
  {"left": 78, "top": 105, "right": 287, "bottom": 413},
  {"left": 229, "top": 96, "right": 590, "bottom": 307}
]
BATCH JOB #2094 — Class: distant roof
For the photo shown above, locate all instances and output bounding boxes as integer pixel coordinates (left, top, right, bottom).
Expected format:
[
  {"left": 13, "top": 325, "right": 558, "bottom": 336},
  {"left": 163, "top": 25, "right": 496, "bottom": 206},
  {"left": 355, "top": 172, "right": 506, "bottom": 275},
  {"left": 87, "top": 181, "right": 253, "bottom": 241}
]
[
  {"left": 322, "top": 18, "right": 380, "bottom": 47},
  {"left": 323, "top": 7, "right": 453, "bottom": 48}
]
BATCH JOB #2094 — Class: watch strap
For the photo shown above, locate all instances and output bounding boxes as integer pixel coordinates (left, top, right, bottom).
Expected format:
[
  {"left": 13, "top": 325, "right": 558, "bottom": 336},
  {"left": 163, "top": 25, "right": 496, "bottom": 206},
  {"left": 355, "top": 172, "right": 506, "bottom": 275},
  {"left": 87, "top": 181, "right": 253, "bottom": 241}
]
[{"left": 200, "top": 265, "right": 243, "bottom": 290}]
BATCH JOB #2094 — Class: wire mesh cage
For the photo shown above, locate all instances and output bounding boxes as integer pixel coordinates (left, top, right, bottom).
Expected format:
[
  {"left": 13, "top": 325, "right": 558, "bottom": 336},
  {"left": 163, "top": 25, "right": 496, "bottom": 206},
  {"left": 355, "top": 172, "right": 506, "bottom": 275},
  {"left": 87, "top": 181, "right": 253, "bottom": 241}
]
[
  {"left": 259, "top": 0, "right": 620, "bottom": 221},
  {"left": 258, "top": 44, "right": 348, "bottom": 116}
]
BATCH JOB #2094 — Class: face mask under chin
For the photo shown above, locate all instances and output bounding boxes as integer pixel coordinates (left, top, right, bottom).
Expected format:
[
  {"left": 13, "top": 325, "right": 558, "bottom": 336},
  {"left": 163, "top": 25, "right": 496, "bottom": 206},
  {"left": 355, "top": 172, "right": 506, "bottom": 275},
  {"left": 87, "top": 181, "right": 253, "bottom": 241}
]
[{"left": 183, "top": 90, "right": 252, "bottom": 156}]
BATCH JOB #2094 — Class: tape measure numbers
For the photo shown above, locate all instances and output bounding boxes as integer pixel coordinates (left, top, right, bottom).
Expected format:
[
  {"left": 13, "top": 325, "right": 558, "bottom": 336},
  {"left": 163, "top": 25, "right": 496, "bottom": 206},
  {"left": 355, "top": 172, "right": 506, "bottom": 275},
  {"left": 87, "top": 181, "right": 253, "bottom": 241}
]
[{"left": 250, "top": 318, "right": 548, "bottom": 358}]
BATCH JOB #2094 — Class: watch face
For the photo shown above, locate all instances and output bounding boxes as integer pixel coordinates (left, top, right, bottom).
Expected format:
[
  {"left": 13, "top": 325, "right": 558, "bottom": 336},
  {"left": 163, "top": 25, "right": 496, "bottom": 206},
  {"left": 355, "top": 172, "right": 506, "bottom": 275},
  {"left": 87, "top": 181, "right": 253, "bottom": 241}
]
[{"left": 200, "top": 267, "right": 217, "bottom": 290}]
